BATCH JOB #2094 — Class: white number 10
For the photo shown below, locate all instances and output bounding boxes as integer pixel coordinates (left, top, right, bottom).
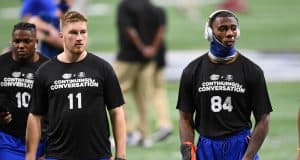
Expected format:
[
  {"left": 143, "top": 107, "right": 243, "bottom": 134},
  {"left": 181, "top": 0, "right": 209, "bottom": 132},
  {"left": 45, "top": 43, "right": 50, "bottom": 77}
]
[
  {"left": 16, "top": 92, "right": 30, "bottom": 108},
  {"left": 68, "top": 93, "right": 82, "bottom": 109},
  {"left": 210, "top": 96, "right": 233, "bottom": 112}
]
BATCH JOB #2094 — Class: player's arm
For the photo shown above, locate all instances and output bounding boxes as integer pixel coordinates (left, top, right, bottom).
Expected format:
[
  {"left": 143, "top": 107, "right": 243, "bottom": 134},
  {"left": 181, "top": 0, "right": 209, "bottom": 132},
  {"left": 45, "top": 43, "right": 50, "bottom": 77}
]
[
  {"left": 126, "top": 27, "right": 145, "bottom": 52},
  {"left": 25, "top": 113, "right": 43, "bottom": 160},
  {"left": 149, "top": 26, "right": 166, "bottom": 57},
  {"left": 179, "top": 111, "right": 196, "bottom": 160},
  {"left": 126, "top": 27, "right": 156, "bottom": 58},
  {"left": 179, "top": 111, "right": 195, "bottom": 143},
  {"left": 27, "top": 16, "right": 63, "bottom": 49},
  {"left": 109, "top": 106, "right": 126, "bottom": 160},
  {"left": 242, "top": 113, "right": 270, "bottom": 160},
  {"left": 152, "top": 26, "right": 165, "bottom": 49}
]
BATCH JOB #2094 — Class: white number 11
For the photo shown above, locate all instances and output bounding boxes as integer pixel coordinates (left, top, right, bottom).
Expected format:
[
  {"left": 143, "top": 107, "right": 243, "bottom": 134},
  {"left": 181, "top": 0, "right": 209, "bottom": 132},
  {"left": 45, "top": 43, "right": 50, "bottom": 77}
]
[{"left": 68, "top": 93, "right": 82, "bottom": 109}]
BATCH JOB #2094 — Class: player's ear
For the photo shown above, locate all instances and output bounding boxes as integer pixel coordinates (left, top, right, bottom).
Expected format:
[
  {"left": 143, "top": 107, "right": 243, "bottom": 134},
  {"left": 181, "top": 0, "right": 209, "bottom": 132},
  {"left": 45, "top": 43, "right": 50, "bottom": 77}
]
[{"left": 59, "top": 32, "right": 63, "bottom": 38}]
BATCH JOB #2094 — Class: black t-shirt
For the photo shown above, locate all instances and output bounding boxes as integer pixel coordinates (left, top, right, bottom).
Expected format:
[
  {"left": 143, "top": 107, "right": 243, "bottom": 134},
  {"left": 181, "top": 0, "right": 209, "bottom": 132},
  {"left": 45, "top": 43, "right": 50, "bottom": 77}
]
[
  {"left": 0, "top": 52, "right": 48, "bottom": 138},
  {"left": 176, "top": 53, "right": 273, "bottom": 138},
  {"left": 30, "top": 53, "right": 124, "bottom": 159},
  {"left": 116, "top": 0, "right": 166, "bottom": 62}
]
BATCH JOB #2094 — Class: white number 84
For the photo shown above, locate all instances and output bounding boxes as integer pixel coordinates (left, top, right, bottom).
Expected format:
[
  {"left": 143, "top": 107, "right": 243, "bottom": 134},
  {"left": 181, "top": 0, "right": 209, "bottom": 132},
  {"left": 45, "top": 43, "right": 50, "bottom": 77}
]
[{"left": 210, "top": 96, "right": 233, "bottom": 112}]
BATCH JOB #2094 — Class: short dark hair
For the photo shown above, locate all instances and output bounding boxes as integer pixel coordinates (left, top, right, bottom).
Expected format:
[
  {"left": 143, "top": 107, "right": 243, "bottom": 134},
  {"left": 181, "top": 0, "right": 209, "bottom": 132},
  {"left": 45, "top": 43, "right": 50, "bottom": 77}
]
[
  {"left": 209, "top": 11, "right": 238, "bottom": 28},
  {"left": 12, "top": 22, "right": 36, "bottom": 35}
]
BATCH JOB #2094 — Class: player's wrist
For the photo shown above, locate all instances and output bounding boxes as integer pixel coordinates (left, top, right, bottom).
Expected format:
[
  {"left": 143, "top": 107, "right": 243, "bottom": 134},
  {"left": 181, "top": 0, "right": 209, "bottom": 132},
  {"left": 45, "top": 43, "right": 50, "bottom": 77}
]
[
  {"left": 297, "top": 147, "right": 300, "bottom": 152},
  {"left": 180, "top": 141, "right": 196, "bottom": 160},
  {"left": 181, "top": 141, "right": 196, "bottom": 149},
  {"left": 182, "top": 141, "right": 194, "bottom": 145}
]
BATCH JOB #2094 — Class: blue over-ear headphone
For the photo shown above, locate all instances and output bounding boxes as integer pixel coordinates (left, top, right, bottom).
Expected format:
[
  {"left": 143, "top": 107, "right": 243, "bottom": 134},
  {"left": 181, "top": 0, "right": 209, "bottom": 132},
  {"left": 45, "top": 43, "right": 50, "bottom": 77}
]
[{"left": 204, "top": 10, "right": 240, "bottom": 42}]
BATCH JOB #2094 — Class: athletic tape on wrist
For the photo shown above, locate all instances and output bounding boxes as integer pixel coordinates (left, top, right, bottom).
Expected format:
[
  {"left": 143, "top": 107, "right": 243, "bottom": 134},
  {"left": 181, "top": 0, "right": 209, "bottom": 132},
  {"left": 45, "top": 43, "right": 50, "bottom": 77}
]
[{"left": 181, "top": 141, "right": 196, "bottom": 160}]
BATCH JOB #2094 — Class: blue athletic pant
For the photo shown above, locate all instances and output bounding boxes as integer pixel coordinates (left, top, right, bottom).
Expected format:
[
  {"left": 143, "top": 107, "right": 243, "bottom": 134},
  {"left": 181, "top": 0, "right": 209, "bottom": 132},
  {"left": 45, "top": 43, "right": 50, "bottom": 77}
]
[
  {"left": 196, "top": 129, "right": 259, "bottom": 160},
  {"left": 0, "top": 131, "right": 45, "bottom": 160}
]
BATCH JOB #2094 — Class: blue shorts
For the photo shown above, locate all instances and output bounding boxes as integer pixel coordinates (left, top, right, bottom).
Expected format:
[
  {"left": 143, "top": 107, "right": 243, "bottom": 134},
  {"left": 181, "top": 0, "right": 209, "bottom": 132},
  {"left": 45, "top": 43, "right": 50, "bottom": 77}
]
[
  {"left": 0, "top": 131, "right": 45, "bottom": 160},
  {"left": 196, "top": 129, "right": 259, "bottom": 160}
]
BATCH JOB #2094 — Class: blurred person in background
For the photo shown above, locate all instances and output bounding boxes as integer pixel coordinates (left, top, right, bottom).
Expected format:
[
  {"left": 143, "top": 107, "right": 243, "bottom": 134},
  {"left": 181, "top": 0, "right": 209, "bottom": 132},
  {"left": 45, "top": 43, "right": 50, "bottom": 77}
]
[
  {"left": 151, "top": 7, "right": 173, "bottom": 142},
  {"left": 177, "top": 10, "right": 272, "bottom": 160},
  {"left": 21, "top": 0, "right": 72, "bottom": 58},
  {"left": 0, "top": 22, "right": 48, "bottom": 160},
  {"left": 114, "top": 0, "right": 167, "bottom": 147}
]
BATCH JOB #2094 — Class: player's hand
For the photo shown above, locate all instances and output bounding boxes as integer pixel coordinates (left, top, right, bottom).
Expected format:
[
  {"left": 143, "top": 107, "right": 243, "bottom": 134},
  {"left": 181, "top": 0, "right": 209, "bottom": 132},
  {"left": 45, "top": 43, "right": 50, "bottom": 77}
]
[
  {"left": 180, "top": 142, "right": 196, "bottom": 160},
  {"left": 142, "top": 46, "right": 157, "bottom": 58},
  {"left": 0, "top": 112, "right": 12, "bottom": 124}
]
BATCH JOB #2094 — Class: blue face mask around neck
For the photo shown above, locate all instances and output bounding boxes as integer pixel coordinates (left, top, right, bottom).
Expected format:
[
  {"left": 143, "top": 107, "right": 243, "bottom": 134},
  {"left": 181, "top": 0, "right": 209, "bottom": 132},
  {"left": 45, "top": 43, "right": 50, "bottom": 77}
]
[{"left": 209, "top": 36, "right": 236, "bottom": 59}]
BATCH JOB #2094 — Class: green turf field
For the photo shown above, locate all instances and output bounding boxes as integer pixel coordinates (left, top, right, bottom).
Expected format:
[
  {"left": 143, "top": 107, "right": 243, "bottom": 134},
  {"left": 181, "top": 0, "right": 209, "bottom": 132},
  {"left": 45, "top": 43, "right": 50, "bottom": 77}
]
[{"left": 0, "top": 0, "right": 300, "bottom": 52}]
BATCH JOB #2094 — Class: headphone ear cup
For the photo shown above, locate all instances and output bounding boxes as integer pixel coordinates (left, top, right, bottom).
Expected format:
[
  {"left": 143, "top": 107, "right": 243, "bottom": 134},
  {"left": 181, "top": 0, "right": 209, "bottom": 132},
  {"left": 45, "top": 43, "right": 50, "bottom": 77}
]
[
  {"left": 236, "top": 27, "right": 240, "bottom": 40},
  {"left": 204, "top": 21, "right": 213, "bottom": 42}
]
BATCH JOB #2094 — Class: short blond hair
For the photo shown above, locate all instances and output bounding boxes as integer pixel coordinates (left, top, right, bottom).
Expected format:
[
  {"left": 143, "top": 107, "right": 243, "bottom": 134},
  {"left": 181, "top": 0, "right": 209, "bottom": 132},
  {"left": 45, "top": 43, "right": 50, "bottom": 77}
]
[{"left": 60, "top": 11, "right": 87, "bottom": 30}]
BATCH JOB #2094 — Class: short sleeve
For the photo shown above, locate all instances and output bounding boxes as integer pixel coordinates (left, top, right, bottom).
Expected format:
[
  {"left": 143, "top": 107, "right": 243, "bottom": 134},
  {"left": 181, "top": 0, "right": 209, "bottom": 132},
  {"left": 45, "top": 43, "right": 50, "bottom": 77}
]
[
  {"left": 29, "top": 70, "right": 48, "bottom": 115},
  {"left": 176, "top": 67, "right": 195, "bottom": 113},
  {"left": 103, "top": 63, "right": 125, "bottom": 110},
  {"left": 248, "top": 67, "right": 273, "bottom": 116}
]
